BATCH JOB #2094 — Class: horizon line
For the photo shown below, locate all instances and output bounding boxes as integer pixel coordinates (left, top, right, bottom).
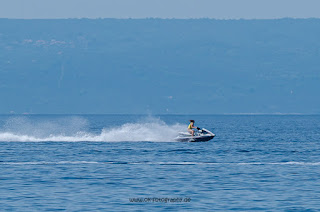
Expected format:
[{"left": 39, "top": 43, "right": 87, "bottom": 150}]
[
  {"left": 1, "top": 17, "right": 320, "bottom": 21},
  {"left": 0, "top": 113, "right": 319, "bottom": 116}
]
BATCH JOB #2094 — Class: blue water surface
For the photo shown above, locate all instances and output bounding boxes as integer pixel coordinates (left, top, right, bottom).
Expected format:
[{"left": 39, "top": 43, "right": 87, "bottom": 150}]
[{"left": 0, "top": 115, "right": 320, "bottom": 211}]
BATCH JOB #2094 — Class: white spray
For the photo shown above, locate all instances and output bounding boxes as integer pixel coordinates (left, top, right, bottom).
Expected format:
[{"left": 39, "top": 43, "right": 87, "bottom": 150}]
[{"left": 0, "top": 116, "right": 185, "bottom": 142}]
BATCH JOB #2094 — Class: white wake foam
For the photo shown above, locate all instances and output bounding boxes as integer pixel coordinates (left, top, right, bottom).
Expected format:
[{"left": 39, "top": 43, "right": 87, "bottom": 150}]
[
  {"left": 2, "top": 161, "right": 320, "bottom": 166},
  {"left": 0, "top": 116, "right": 185, "bottom": 142}
]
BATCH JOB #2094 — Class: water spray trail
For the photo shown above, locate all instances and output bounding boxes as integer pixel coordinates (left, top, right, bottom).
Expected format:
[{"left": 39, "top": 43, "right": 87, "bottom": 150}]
[{"left": 0, "top": 116, "right": 185, "bottom": 142}]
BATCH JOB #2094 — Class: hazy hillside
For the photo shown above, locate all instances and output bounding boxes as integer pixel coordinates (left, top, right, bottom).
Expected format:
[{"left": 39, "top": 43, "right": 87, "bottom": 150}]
[{"left": 0, "top": 18, "right": 319, "bottom": 114}]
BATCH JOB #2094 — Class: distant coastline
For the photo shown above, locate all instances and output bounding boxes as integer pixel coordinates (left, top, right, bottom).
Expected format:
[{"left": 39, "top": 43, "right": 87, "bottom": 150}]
[{"left": 1, "top": 18, "right": 319, "bottom": 114}]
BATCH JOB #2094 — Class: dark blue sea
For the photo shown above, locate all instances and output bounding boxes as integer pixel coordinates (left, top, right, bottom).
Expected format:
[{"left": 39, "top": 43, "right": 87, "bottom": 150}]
[{"left": 0, "top": 115, "right": 320, "bottom": 211}]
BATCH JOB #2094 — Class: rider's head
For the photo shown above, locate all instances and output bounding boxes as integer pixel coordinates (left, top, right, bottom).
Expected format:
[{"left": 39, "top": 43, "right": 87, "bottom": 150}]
[{"left": 190, "top": 120, "right": 194, "bottom": 123}]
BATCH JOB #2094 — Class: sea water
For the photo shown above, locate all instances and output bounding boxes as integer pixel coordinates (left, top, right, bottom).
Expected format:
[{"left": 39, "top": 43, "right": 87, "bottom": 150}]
[{"left": 0, "top": 115, "right": 319, "bottom": 211}]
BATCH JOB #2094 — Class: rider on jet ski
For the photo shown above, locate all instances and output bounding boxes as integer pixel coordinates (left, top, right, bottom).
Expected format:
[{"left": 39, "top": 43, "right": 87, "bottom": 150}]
[{"left": 188, "top": 120, "right": 200, "bottom": 136}]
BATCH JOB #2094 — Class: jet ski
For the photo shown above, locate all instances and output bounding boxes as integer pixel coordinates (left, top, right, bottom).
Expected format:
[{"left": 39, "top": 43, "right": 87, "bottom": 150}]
[{"left": 175, "top": 128, "right": 215, "bottom": 142}]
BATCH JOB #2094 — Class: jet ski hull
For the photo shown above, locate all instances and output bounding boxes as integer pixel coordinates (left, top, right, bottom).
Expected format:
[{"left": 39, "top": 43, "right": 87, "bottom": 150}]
[{"left": 175, "top": 135, "right": 215, "bottom": 142}]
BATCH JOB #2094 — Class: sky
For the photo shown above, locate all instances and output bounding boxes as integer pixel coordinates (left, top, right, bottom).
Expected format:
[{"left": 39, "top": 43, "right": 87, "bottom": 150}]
[{"left": 1, "top": 0, "right": 320, "bottom": 19}]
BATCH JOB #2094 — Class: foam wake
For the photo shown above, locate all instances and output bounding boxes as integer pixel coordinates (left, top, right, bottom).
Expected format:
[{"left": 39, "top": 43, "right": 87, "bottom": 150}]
[
  {"left": 0, "top": 116, "right": 185, "bottom": 142},
  {"left": 2, "top": 161, "right": 320, "bottom": 166}
]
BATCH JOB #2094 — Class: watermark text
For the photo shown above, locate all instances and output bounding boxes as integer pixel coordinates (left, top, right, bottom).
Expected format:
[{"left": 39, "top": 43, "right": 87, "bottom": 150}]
[{"left": 129, "top": 197, "right": 191, "bottom": 203}]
